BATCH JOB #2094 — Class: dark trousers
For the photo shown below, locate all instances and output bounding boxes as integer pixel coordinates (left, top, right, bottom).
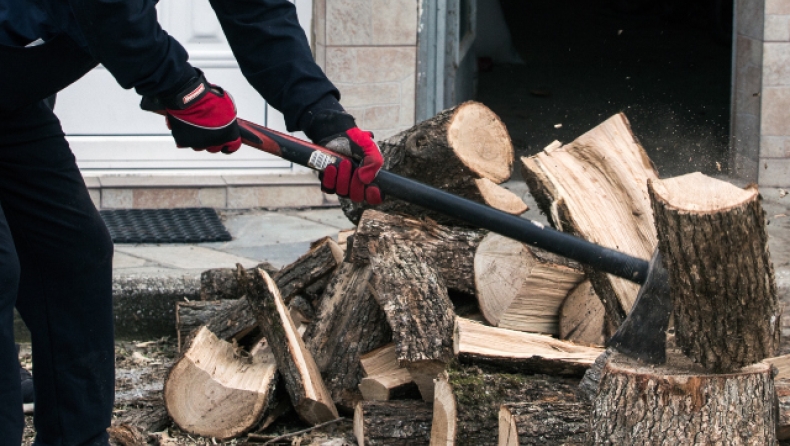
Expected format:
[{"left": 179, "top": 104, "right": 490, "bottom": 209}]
[{"left": 0, "top": 101, "right": 114, "bottom": 445}]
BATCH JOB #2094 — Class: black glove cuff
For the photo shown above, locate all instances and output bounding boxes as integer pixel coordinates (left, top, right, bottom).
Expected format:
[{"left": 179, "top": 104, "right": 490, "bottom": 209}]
[
  {"left": 158, "top": 68, "right": 210, "bottom": 110},
  {"left": 300, "top": 96, "right": 355, "bottom": 143}
]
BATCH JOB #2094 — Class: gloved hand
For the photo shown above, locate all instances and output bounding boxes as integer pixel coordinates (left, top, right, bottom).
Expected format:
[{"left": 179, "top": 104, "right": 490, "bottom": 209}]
[
  {"left": 303, "top": 110, "right": 383, "bottom": 205},
  {"left": 147, "top": 70, "right": 241, "bottom": 154}
]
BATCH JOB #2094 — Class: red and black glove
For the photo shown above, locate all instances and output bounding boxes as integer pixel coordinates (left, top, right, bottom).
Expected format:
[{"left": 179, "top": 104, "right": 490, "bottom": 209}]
[
  {"left": 303, "top": 110, "right": 384, "bottom": 205},
  {"left": 146, "top": 70, "right": 241, "bottom": 154}
]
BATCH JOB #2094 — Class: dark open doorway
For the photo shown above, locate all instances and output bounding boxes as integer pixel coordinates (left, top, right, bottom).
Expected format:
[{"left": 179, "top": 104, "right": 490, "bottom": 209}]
[{"left": 476, "top": 0, "right": 734, "bottom": 178}]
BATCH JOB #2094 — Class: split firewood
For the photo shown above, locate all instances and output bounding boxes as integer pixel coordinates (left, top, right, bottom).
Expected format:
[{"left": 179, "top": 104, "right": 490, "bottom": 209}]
[
  {"left": 590, "top": 352, "right": 777, "bottom": 444},
  {"left": 498, "top": 401, "right": 589, "bottom": 446},
  {"left": 649, "top": 173, "right": 779, "bottom": 372},
  {"left": 303, "top": 262, "right": 392, "bottom": 410},
  {"left": 521, "top": 113, "right": 659, "bottom": 327},
  {"left": 776, "top": 379, "right": 790, "bottom": 440},
  {"left": 112, "top": 394, "right": 170, "bottom": 434},
  {"left": 474, "top": 233, "right": 585, "bottom": 334},
  {"left": 366, "top": 234, "right": 458, "bottom": 401},
  {"left": 164, "top": 326, "right": 278, "bottom": 439},
  {"left": 353, "top": 210, "right": 485, "bottom": 295},
  {"left": 176, "top": 299, "right": 248, "bottom": 351},
  {"left": 199, "top": 262, "right": 277, "bottom": 300},
  {"left": 340, "top": 101, "right": 522, "bottom": 224},
  {"left": 358, "top": 344, "right": 418, "bottom": 401},
  {"left": 558, "top": 281, "right": 607, "bottom": 346},
  {"left": 240, "top": 266, "right": 338, "bottom": 425},
  {"left": 430, "top": 364, "right": 581, "bottom": 446},
  {"left": 273, "top": 236, "right": 344, "bottom": 302},
  {"left": 354, "top": 401, "right": 433, "bottom": 446},
  {"left": 457, "top": 318, "right": 602, "bottom": 377}
]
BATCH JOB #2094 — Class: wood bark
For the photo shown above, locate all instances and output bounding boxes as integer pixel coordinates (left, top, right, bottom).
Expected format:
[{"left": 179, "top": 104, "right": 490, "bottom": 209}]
[
  {"left": 430, "top": 364, "right": 582, "bottom": 446},
  {"left": 340, "top": 101, "right": 519, "bottom": 225},
  {"left": 358, "top": 344, "right": 418, "bottom": 401},
  {"left": 649, "top": 173, "right": 779, "bottom": 372},
  {"left": 113, "top": 394, "right": 170, "bottom": 433},
  {"left": 354, "top": 401, "right": 433, "bottom": 446},
  {"left": 474, "top": 233, "right": 585, "bottom": 334},
  {"left": 199, "top": 262, "right": 277, "bottom": 300},
  {"left": 353, "top": 210, "right": 485, "bottom": 295},
  {"left": 366, "top": 233, "right": 458, "bottom": 401},
  {"left": 558, "top": 281, "right": 607, "bottom": 347},
  {"left": 776, "top": 379, "right": 790, "bottom": 440},
  {"left": 591, "top": 352, "right": 777, "bottom": 445},
  {"left": 498, "top": 401, "right": 589, "bottom": 446},
  {"left": 303, "top": 262, "right": 393, "bottom": 411},
  {"left": 272, "top": 236, "right": 344, "bottom": 302},
  {"left": 520, "top": 113, "right": 659, "bottom": 327},
  {"left": 177, "top": 298, "right": 256, "bottom": 352},
  {"left": 457, "top": 318, "right": 602, "bottom": 377},
  {"left": 164, "top": 326, "right": 278, "bottom": 439},
  {"left": 240, "top": 266, "right": 339, "bottom": 425}
]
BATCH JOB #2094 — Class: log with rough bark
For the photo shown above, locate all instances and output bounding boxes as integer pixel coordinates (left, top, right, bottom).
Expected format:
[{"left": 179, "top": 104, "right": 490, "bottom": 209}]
[
  {"left": 199, "top": 262, "right": 277, "bottom": 300},
  {"left": 303, "top": 262, "right": 392, "bottom": 410},
  {"left": 272, "top": 237, "right": 344, "bottom": 302},
  {"left": 649, "top": 173, "right": 779, "bottom": 372},
  {"left": 354, "top": 401, "right": 433, "bottom": 446},
  {"left": 353, "top": 210, "right": 485, "bottom": 295},
  {"left": 358, "top": 344, "right": 418, "bottom": 401},
  {"left": 776, "top": 379, "right": 790, "bottom": 440},
  {"left": 164, "top": 326, "right": 278, "bottom": 439},
  {"left": 498, "top": 401, "right": 589, "bottom": 446},
  {"left": 474, "top": 233, "right": 585, "bottom": 334},
  {"left": 240, "top": 266, "right": 339, "bottom": 425},
  {"left": 590, "top": 352, "right": 777, "bottom": 444},
  {"left": 430, "top": 364, "right": 582, "bottom": 446},
  {"left": 366, "top": 233, "right": 458, "bottom": 401},
  {"left": 177, "top": 298, "right": 257, "bottom": 352},
  {"left": 340, "top": 101, "right": 522, "bottom": 224},
  {"left": 457, "top": 318, "right": 602, "bottom": 377},
  {"left": 558, "top": 281, "right": 607, "bottom": 347},
  {"left": 520, "top": 113, "right": 659, "bottom": 327}
]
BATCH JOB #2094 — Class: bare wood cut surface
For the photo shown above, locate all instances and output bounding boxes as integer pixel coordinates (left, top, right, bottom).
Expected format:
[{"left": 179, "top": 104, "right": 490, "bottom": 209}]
[
  {"left": 358, "top": 344, "right": 417, "bottom": 401},
  {"left": 340, "top": 101, "right": 519, "bottom": 224},
  {"left": 241, "top": 267, "right": 338, "bottom": 425},
  {"left": 354, "top": 401, "right": 433, "bottom": 446},
  {"left": 520, "top": 113, "right": 659, "bottom": 326},
  {"left": 650, "top": 173, "right": 779, "bottom": 372},
  {"left": 559, "top": 281, "right": 607, "bottom": 346},
  {"left": 474, "top": 233, "right": 585, "bottom": 334},
  {"left": 353, "top": 210, "right": 485, "bottom": 295},
  {"left": 303, "top": 262, "right": 392, "bottom": 410},
  {"left": 591, "top": 352, "right": 777, "bottom": 445},
  {"left": 498, "top": 401, "right": 589, "bottom": 446},
  {"left": 457, "top": 318, "right": 602, "bottom": 377},
  {"left": 164, "top": 327, "right": 278, "bottom": 439}
]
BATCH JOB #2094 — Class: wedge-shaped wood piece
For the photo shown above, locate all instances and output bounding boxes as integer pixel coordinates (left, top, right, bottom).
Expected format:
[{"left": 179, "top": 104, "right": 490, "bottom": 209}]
[
  {"left": 360, "top": 343, "right": 400, "bottom": 377},
  {"left": 650, "top": 173, "right": 779, "bottom": 372},
  {"left": 457, "top": 318, "right": 602, "bottom": 377},
  {"left": 358, "top": 344, "right": 418, "bottom": 401},
  {"left": 559, "top": 281, "right": 607, "bottom": 347},
  {"left": 521, "top": 113, "right": 659, "bottom": 326},
  {"left": 498, "top": 402, "right": 589, "bottom": 446},
  {"left": 164, "top": 327, "right": 277, "bottom": 439},
  {"left": 355, "top": 401, "right": 433, "bottom": 446},
  {"left": 241, "top": 266, "right": 338, "bottom": 425},
  {"left": 474, "top": 233, "right": 585, "bottom": 334}
]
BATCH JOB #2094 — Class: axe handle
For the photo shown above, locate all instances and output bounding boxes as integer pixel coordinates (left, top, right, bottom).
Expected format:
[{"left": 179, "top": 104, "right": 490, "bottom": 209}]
[{"left": 238, "top": 118, "right": 649, "bottom": 284}]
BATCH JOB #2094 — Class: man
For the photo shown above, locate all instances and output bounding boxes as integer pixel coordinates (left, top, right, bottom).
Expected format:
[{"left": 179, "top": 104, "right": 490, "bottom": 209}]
[{"left": 0, "top": 0, "right": 382, "bottom": 444}]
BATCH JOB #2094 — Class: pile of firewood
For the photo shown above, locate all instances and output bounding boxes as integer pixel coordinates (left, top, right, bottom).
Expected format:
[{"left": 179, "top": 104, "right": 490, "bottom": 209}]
[{"left": 125, "top": 104, "right": 790, "bottom": 444}]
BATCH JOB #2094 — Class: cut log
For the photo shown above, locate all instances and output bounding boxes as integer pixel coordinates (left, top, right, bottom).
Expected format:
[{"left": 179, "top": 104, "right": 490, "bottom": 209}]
[
  {"left": 199, "top": 262, "right": 277, "bottom": 300},
  {"left": 520, "top": 113, "right": 659, "bottom": 326},
  {"left": 590, "top": 351, "right": 777, "bottom": 444},
  {"left": 366, "top": 233, "right": 458, "bottom": 401},
  {"left": 474, "top": 233, "right": 585, "bottom": 334},
  {"left": 177, "top": 298, "right": 256, "bottom": 352},
  {"left": 113, "top": 394, "right": 170, "bottom": 434},
  {"left": 164, "top": 326, "right": 278, "bottom": 439},
  {"left": 240, "top": 266, "right": 339, "bottom": 425},
  {"left": 766, "top": 355, "right": 790, "bottom": 380},
  {"left": 358, "top": 344, "right": 418, "bottom": 401},
  {"left": 354, "top": 210, "right": 485, "bottom": 295},
  {"left": 340, "top": 101, "right": 517, "bottom": 224},
  {"left": 649, "top": 173, "right": 779, "bottom": 372},
  {"left": 457, "top": 318, "right": 602, "bottom": 377},
  {"left": 559, "top": 281, "right": 606, "bottom": 347},
  {"left": 272, "top": 236, "right": 344, "bottom": 302},
  {"left": 430, "top": 364, "right": 581, "bottom": 446},
  {"left": 303, "top": 262, "right": 392, "bottom": 410},
  {"left": 354, "top": 401, "right": 433, "bottom": 446},
  {"left": 776, "top": 379, "right": 790, "bottom": 440},
  {"left": 498, "top": 401, "right": 589, "bottom": 446}
]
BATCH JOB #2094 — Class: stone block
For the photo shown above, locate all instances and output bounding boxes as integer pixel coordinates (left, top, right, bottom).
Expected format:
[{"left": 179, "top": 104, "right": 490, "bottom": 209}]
[
  {"left": 734, "top": 113, "right": 762, "bottom": 160},
  {"left": 371, "top": 0, "right": 418, "bottom": 45},
  {"left": 733, "top": 153, "right": 760, "bottom": 183},
  {"left": 132, "top": 188, "right": 200, "bottom": 208},
  {"left": 355, "top": 47, "right": 416, "bottom": 83},
  {"left": 336, "top": 82, "right": 401, "bottom": 108},
  {"left": 764, "top": 42, "right": 790, "bottom": 86},
  {"left": 737, "top": 0, "right": 765, "bottom": 40},
  {"left": 768, "top": 0, "right": 790, "bottom": 15},
  {"left": 737, "top": 35, "right": 763, "bottom": 68},
  {"left": 759, "top": 157, "right": 790, "bottom": 186},
  {"left": 198, "top": 188, "right": 227, "bottom": 208},
  {"left": 762, "top": 136, "right": 790, "bottom": 158},
  {"left": 326, "top": 47, "right": 357, "bottom": 83},
  {"left": 399, "top": 73, "right": 417, "bottom": 127},
  {"left": 766, "top": 14, "right": 790, "bottom": 41},
  {"left": 102, "top": 189, "right": 133, "bottom": 209},
  {"left": 761, "top": 87, "right": 790, "bottom": 135},
  {"left": 89, "top": 189, "right": 101, "bottom": 209},
  {"left": 363, "top": 104, "right": 401, "bottom": 130},
  {"left": 314, "top": 0, "right": 327, "bottom": 46},
  {"left": 327, "top": 0, "right": 372, "bottom": 46},
  {"left": 226, "top": 185, "right": 325, "bottom": 209}
]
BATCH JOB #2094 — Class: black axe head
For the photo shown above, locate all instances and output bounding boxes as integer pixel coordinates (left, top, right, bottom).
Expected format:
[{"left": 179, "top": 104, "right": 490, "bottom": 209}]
[{"left": 606, "top": 250, "right": 672, "bottom": 364}]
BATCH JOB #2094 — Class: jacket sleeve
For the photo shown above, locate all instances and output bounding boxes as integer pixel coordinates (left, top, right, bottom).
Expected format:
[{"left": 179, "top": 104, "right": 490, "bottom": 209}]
[
  {"left": 67, "top": 0, "right": 197, "bottom": 97},
  {"left": 208, "top": 0, "right": 341, "bottom": 131}
]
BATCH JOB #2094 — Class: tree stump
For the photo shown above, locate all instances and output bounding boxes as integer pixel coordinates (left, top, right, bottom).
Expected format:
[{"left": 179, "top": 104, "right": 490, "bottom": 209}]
[
  {"left": 340, "top": 101, "right": 522, "bottom": 224},
  {"left": 590, "top": 352, "right": 777, "bottom": 445},
  {"left": 649, "top": 173, "right": 779, "bottom": 372}
]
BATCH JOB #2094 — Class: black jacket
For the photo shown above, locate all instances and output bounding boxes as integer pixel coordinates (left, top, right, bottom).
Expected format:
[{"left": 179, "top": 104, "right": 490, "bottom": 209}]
[{"left": 0, "top": 0, "right": 340, "bottom": 130}]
